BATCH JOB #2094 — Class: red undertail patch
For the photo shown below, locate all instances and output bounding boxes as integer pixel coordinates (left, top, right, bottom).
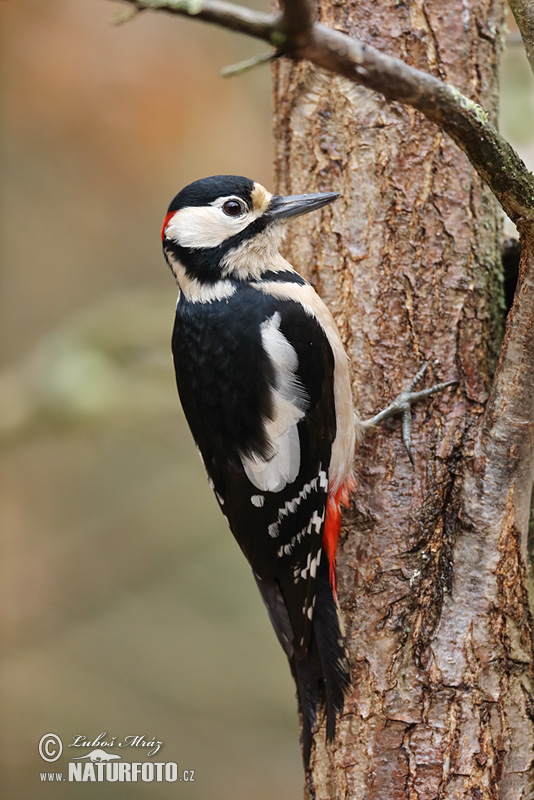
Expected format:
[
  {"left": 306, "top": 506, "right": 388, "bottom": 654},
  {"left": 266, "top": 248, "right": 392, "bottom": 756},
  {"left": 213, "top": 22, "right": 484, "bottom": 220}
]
[{"left": 323, "top": 481, "right": 354, "bottom": 598}]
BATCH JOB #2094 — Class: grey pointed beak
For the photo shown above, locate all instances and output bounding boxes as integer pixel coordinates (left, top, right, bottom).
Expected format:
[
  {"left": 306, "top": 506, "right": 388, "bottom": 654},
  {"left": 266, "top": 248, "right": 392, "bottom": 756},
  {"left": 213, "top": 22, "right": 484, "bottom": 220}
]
[{"left": 267, "top": 191, "right": 340, "bottom": 220}]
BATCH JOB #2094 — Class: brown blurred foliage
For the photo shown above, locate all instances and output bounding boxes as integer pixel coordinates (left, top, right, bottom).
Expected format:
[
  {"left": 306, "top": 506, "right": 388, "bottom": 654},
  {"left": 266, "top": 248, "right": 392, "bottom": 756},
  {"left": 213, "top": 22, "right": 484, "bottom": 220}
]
[{"left": 0, "top": 2, "right": 301, "bottom": 799}]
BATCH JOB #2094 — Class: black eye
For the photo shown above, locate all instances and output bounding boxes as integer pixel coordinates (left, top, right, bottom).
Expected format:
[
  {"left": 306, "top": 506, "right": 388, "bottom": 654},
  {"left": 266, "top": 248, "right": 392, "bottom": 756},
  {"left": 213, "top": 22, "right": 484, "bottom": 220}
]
[{"left": 222, "top": 199, "right": 245, "bottom": 217}]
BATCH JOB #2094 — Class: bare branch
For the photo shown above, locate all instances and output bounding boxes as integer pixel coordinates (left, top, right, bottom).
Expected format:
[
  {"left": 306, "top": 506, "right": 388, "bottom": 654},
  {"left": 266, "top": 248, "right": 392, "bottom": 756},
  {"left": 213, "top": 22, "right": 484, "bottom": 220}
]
[
  {"left": 122, "top": 0, "right": 278, "bottom": 40},
  {"left": 119, "top": 0, "right": 534, "bottom": 229},
  {"left": 509, "top": 0, "right": 534, "bottom": 76}
]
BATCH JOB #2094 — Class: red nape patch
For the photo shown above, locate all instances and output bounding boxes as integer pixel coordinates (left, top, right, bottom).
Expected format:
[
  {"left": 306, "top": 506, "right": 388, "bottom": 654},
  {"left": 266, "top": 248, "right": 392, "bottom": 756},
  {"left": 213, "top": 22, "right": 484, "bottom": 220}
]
[
  {"left": 161, "top": 211, "right": 175, "bottom": 242},
  {"left": 323, "top": 483, "right": 353, "bottom": 597}
]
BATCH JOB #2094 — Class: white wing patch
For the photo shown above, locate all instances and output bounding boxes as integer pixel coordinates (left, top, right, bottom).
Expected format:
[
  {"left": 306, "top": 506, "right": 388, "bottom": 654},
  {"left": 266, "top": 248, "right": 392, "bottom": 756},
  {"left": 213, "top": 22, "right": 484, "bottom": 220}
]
[
  {"left": 252, "top": 277, "right": 356, "bottom": 493},
  {"left": 241, "top": 312, "right": 309, "bottom": 493}
]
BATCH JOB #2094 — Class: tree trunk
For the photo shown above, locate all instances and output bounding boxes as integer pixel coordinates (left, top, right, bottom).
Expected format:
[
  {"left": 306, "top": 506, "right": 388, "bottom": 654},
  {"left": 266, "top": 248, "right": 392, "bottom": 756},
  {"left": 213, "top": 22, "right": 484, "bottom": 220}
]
[{"left": 273, "top": 1, "right": 534, "bottom": 797}]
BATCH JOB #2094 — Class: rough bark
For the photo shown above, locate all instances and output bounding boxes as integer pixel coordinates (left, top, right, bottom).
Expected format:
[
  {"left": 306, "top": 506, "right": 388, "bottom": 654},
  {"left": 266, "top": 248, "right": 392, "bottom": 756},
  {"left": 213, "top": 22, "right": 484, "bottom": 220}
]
[{"left": 272, "top": 1, "right": 534, "bottom": 798}]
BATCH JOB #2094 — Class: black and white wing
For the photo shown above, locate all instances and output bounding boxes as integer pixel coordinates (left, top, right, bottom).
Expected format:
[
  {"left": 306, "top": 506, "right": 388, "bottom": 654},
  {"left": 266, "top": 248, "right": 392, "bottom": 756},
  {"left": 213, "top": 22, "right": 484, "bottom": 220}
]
[{"left": 172, "top": 282, "right": 349, "bottom": 756}]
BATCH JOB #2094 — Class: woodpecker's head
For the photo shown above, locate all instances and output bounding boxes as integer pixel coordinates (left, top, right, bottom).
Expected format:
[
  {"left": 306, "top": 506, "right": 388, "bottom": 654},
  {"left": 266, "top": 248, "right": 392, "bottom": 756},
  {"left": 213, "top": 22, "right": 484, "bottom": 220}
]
[{"left": 161, "top": 175, "right": 339, "bottom": 291}]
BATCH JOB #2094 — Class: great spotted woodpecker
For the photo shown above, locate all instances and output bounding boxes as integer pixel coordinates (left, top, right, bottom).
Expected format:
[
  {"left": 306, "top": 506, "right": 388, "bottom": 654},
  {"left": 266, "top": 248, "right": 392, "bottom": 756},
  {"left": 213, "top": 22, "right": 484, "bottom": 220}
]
[{"left": 161, "top": 175, "right": 454, "bottom": 761}]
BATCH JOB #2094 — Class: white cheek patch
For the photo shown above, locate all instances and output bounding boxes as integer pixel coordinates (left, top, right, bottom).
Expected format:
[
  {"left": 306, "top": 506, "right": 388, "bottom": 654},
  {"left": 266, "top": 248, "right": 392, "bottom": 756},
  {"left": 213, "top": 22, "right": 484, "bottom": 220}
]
[
  {"left": 241, "top": 312, "right": 309, "bottom": 493},
  {"left": 165, "top": 206, "right": 243, "bottom": 250},
  {"left": 165, "top": 205, "right": 253, "bottom": 250}
]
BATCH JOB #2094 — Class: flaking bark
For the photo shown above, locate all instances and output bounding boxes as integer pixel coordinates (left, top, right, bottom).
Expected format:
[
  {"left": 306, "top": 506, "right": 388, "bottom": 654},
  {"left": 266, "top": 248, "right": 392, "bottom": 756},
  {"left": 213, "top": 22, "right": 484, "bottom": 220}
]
[{"left": 273, "top": 1, "right": 534, "bottom": 797}]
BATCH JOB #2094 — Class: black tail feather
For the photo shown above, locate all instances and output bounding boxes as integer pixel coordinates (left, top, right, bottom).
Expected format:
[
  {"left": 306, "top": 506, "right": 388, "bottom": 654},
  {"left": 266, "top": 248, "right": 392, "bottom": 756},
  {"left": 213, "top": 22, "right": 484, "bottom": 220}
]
[
  {"left": 290, "top": 558, "right": 351, "bottom": 763},
  {"left": 313, "top": 561, "right": 351, "bottom": 741},
  {"left": 290, "top": 655, "right": 321, "bottom": 763},
  {"left": 255, "top": 558, "right": 350, "bottom": 765}
]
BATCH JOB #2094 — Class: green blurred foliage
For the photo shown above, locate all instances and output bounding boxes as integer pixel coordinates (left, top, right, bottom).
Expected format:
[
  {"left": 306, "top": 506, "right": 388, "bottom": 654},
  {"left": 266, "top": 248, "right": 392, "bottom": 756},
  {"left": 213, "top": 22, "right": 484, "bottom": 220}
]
[{"left": 1, "top": 3, "right": 533, "bottom": 799}]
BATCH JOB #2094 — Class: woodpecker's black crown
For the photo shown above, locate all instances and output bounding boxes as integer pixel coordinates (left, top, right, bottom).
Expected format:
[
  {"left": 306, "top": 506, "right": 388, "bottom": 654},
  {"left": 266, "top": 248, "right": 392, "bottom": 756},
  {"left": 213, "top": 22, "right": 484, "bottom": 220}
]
[{"left": 166, "top": 175, "right": 256, "bottom": 214}]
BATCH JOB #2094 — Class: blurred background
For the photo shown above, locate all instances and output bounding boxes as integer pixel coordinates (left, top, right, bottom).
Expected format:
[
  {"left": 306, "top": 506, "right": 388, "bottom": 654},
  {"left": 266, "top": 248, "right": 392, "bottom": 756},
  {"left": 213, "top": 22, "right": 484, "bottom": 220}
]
[
  {"left": 1, "top": 2, "right": 533, "bottom": 799},
  {"left": 0, "top": 2, "right": 300, "bottom": 799}
]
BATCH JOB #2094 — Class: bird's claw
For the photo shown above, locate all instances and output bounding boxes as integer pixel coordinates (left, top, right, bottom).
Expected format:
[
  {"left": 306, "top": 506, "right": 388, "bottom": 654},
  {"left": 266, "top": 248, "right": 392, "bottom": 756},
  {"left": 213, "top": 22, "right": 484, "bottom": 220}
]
[{"left": 359, "top": 362, "right": 457, "bottom": 464}]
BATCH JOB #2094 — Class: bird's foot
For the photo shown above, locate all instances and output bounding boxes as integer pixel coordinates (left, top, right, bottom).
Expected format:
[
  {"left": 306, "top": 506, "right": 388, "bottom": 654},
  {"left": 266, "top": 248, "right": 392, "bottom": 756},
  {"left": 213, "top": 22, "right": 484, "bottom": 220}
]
[{"left": 359, "top": 362, "right": 457, "bottom": 464}]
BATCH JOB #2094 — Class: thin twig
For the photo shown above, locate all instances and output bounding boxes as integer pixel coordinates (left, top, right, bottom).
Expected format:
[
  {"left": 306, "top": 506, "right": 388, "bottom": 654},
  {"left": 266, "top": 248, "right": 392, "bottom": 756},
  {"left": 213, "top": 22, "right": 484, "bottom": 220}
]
[
  {"left": 112, "top": 5, "right": 141, "bottom": 23},
  {"left": 221, "top": 49, "right": 279, "bottom": 78}
]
